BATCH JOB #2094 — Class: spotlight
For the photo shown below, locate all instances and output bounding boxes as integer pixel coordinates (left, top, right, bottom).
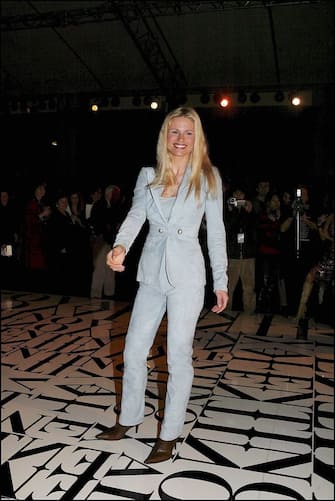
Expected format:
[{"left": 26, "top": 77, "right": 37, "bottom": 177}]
[
  {"left": 237, "top": 91, "right": 247, "bottom": 103},
  {"left": 91, "top": 103, "right": 99, "bottom": 112},
  {"left": 274, "top": 90, "right": 285, "bottom": 102},
  {"left": 144, "top": 96, "right": 160, "bottom": 109},
  {"left": 150, "top": 98, "right": 160, "bottom": 110},
  {"left": 250, "top": 92, "right": 260, "bottom": 103},
  {"left": 219, "top": 97, "right": 230, "bottom": 108},
  {"left": 291, "top": 95, "right": 301, "bottom": 106},
  {"left": 214, "top": 93, "right": 231, "bottom": 108}
]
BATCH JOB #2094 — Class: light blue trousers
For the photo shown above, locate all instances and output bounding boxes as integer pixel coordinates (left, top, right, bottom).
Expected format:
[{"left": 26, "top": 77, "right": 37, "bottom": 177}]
[{"left": 119, "top": 281, "right": 204, "bottom": 440}]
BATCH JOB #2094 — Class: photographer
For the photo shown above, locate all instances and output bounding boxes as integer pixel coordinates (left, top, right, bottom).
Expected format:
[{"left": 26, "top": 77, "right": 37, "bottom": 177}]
[
  {"left": 296, "top": 212, "right": 334, "bottom": 328},
  {"left": 280, "top": 184, "right": 321, "bottom": 315},
  {"left": 224, "top": 187, "right": 257, "bottom": 313}
]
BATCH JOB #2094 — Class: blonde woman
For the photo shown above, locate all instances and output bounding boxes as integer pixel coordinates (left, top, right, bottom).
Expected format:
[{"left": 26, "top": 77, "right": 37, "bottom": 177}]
[{"left": 96, "top": 107, "right": 229, "bottom": 463}]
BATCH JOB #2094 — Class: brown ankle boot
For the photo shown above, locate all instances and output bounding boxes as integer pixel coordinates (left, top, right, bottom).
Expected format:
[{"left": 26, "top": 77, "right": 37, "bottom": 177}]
[
  {"left": 95, "top": 423, "right": 137, "bottom": 440},
  {"left": 144, "top": 438, "right": 178, "bottom": 464}
]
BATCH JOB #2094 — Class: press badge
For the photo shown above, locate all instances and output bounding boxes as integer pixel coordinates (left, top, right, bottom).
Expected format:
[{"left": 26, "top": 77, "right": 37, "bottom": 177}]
[{"left": 237, "top": 233, "right": 245, "bottom": 244}]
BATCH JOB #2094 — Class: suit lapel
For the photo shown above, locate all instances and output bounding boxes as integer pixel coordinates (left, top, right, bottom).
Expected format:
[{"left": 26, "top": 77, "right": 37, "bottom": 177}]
[
  {"left": 150, "top": 185, "right": 167, "bottom": 222},
  {"left": 148, "top": 165, "right": 192, "bottom": 224},
  {"left": 146, "top": 168, "right": 167, "bottom": 222},
  {"left": 169, "top": 166, "right": 191, "bottom": 224}
]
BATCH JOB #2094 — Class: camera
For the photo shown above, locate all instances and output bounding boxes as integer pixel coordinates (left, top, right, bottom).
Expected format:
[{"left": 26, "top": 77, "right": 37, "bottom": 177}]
[
  {"left": 228, "top": 197, "right": 246, "bottom": 208},
  {"left": 292, "top": 188, "right": 305, "bottom": 214}
]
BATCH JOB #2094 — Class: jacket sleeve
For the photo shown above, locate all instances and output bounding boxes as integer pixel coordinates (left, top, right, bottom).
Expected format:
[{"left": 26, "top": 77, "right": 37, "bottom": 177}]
[
  {"left": 113, "top": 167, "right": 148, "bottom": 253},
  {"left": 205, "top": 168, "right": 228, "bottom": 292}
]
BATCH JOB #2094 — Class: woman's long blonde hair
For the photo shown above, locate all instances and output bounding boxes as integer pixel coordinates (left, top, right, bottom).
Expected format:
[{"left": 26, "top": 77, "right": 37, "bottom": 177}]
[{"left": 151, "top": 107, "right": 217, "bottom": 199}]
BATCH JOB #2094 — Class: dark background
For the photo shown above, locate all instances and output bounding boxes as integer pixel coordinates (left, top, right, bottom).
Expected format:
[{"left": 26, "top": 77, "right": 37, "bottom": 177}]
[
  {"left": 1, "top": 1, "right": 334, "bottom": 303},
  {"left": 2, "top": 103, "right": 333, "bottom": 203},
  {"left": 1, "top": 0, "right": 334, "bottom": 201}
]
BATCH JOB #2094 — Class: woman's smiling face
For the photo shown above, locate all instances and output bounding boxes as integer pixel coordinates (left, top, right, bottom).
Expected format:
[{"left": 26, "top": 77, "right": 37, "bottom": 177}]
[{"left": 167, "top": 116, "right": 195, "bottom": 159}]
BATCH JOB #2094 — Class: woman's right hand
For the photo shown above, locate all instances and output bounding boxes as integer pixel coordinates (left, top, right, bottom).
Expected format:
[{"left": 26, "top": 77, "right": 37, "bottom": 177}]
[{"left": 107, "top": 245, "right": 126, "bottom": 272}]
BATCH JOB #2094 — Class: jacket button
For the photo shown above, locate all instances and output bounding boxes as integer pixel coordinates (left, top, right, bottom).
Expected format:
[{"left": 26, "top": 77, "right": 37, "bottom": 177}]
[
  {"left": 177, "top": 229, "right": 183, "bottom": 234},
  {"left": 158, "top": 228, "right": 163, "bottom": 233}
]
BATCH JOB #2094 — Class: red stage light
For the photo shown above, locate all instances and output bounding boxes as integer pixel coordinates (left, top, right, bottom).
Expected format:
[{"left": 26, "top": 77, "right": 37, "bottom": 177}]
[{"left": 218, "top": 96, "right": 230, "bottom": 108}]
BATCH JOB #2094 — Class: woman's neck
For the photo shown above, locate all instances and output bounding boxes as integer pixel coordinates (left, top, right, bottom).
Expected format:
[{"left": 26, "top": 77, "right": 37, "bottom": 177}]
[
  {"left": 161, "top": 161, "right": 188, "bottom": 198},
  {"left": 171, "top": 159, "right": 189, "bottom": 184}
]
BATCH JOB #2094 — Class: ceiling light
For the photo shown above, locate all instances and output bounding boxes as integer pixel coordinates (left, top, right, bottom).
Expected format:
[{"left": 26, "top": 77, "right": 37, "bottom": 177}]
[
  {"left": 214, "top": 92, "right": 231, "bottom": 108},
  {"left": 144, "top": 96, "right": 160, "bottom": 109},
  {"left": 291, "top": 95, "right": 302, "bottom": 106},
  {"left": 219, "top": 97, "right": 231, "bottom": 108},
  {"left": 150, "top": 98, "right": 159, "bottom": 110}
]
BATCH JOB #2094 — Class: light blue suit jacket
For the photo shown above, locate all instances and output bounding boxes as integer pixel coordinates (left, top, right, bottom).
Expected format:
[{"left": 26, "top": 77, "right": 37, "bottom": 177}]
[{"left": 114, "top": 166, "right": 228, "bottom": 292}]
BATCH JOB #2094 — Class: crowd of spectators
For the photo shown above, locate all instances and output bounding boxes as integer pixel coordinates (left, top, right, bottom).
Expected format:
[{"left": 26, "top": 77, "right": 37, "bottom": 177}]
[
  {"left": 0, "top": 179, "right": 127, "bottom": 299},
  {"left": 222, "top": 175, "right": 333, "bottom": 324},
  {"left": 1, "top": 174, "right": 333, "bottom": 326}
]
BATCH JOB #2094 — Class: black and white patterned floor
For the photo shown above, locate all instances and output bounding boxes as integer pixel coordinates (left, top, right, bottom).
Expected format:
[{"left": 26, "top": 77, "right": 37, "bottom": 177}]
[{"left": 1, "top": 290, "right": 334, "bottom": 500}]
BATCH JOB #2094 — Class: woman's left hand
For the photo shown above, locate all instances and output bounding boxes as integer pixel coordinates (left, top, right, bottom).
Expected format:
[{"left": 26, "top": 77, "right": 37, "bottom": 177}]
[{"left": 211, "top": 290, "right": 229, "bottom": 314}]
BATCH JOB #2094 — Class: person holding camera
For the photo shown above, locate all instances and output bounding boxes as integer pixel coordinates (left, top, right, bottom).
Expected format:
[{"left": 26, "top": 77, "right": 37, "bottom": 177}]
[
  {"left": 224, "top": 186, "right": 257, "bottom": 314},
  {"left": 280, "top": 184, "right": 321, "bottom": 315}
]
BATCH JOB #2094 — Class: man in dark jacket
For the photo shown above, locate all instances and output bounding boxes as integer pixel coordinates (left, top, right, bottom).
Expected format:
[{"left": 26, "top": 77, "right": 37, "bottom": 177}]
[{"left": 224, "top": 186, "right": 258, "bottom": 313}]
